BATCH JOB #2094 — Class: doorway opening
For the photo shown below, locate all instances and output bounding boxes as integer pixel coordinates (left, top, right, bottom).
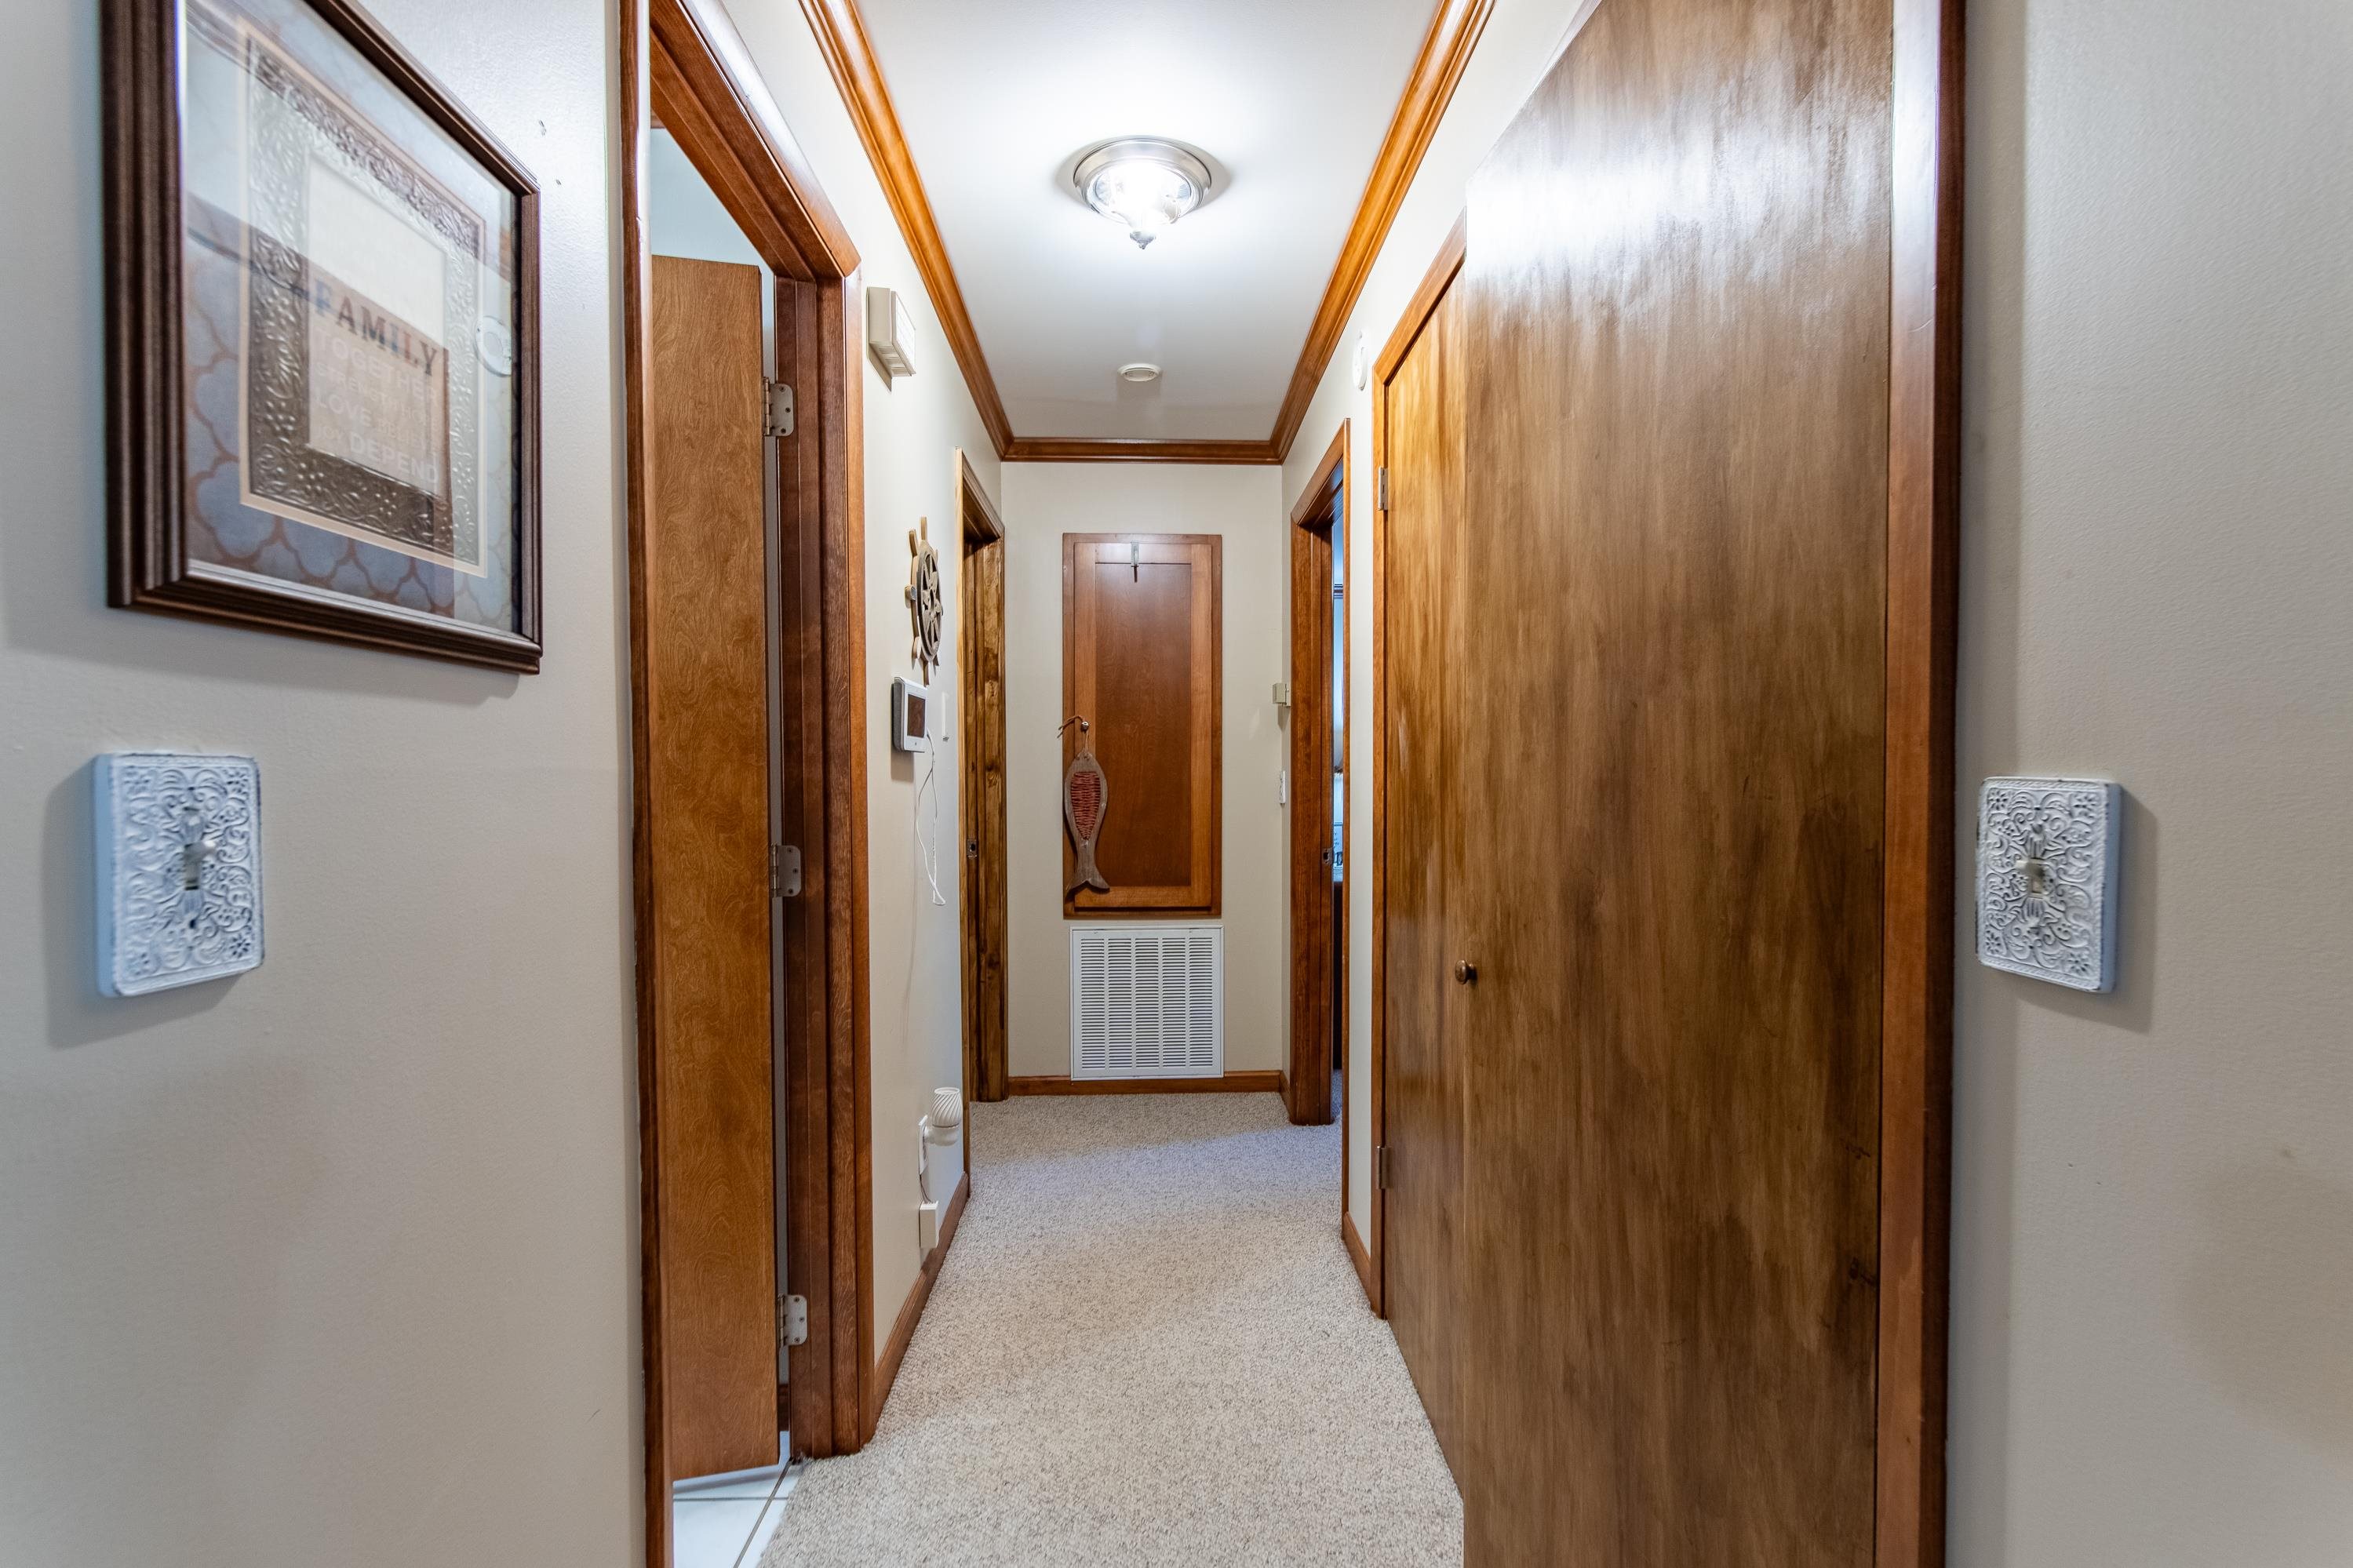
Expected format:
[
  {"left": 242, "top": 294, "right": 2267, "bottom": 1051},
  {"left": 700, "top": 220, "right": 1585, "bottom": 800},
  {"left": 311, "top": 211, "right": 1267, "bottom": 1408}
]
[
  {"left": 1287, "top": 423, "right": 1350, "bottom": 1141},
  {"left": 957, "top": 453, "right": 1009, "bottom": 1107},
  {"left": 621, "top": 2, "right": 876, "bottom": 1566}
]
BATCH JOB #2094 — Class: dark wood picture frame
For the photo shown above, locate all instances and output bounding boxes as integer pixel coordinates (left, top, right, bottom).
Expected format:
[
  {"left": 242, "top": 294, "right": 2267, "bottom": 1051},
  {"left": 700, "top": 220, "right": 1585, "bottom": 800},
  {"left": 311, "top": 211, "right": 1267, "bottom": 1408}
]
[{"left": 102, "top": 0, "right": 543, "bottom": 671}]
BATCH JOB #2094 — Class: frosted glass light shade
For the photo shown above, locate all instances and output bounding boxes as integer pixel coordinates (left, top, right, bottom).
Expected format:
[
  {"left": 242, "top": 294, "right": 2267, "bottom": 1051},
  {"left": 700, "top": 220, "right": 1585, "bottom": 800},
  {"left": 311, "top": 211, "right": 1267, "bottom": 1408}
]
[{"left": 1074, "top": 139, "right": 1212, "bottom": 249}]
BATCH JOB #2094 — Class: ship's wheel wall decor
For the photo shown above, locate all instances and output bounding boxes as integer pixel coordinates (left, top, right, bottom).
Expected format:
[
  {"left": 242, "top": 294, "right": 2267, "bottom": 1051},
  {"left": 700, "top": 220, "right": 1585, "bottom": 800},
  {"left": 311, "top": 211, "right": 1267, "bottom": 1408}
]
[{"left": 905, "top": 518, "right": 944, "bottom": 680}]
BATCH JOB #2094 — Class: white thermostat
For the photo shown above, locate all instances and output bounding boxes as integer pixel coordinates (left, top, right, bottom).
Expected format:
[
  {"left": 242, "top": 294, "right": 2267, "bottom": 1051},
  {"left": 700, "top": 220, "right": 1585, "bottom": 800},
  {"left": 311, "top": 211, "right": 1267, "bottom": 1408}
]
[
  {"left": 892, "top": 676, "right": 931, "bottom": 751},
  {"left": 866, "top": 286, "right": 917, "bottom": 379}
]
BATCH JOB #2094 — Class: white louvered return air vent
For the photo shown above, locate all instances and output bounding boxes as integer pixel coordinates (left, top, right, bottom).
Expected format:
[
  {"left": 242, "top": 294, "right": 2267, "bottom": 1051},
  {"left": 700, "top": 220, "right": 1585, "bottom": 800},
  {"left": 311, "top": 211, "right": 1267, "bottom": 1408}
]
[{"left": 1070, "top": 925, "right": 1222, "bottom": 1079}]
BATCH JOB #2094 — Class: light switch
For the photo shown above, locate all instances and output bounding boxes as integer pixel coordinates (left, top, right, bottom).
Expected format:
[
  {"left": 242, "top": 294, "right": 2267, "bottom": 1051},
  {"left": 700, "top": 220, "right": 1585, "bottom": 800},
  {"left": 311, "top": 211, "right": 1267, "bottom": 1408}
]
[
  {"left": 1976, "top": 777, "right": 2119, "bottom": 992},
  {"left": 96, "top": 752, "right": 264, "bottom": 996}
]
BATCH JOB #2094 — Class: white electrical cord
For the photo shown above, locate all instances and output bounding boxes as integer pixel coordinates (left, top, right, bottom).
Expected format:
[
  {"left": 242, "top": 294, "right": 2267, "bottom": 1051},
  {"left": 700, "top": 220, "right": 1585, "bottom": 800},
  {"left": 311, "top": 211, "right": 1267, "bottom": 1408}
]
[{"left": 913, "top": 726, "right": 948, "bottom": 906}]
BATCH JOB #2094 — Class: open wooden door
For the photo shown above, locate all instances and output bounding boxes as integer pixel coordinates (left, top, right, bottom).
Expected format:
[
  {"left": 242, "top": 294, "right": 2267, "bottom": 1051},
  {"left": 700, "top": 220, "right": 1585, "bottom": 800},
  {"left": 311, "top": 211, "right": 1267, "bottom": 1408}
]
[{"left": 645, "top": 254, "right": 778, "bottom": 1483}]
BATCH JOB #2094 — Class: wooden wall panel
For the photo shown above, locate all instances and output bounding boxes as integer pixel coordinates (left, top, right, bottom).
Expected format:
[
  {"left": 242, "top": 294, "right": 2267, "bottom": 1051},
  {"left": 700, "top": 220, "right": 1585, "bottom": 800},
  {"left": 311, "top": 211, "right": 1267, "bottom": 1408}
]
[
  {"left": 1061, "top": 534, "right": 1222, "bottom": 915},
  {"left": 1449, "top": 0, "right": 1892, "bottom": 1561},
  {"left": 646, "top": 256, "right": 778, "bottom": 1483}
]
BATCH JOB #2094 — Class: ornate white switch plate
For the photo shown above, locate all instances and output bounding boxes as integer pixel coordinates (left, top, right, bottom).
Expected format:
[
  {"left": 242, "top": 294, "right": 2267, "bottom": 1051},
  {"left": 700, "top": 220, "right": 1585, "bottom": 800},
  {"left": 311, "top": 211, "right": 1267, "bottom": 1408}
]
[
  {"left": 1976, "top": 777, "right": 2120, "bottom": 993},
  {"left": 95, "top": 753, "right": 264, "bottom": 997}
]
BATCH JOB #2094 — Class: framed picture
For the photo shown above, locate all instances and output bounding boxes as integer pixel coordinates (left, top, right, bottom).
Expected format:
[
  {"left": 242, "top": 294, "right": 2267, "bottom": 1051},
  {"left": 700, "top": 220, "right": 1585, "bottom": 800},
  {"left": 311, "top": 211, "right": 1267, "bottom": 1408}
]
[{"left": 104, "top": 0, "right": 541, "bottom": 671}]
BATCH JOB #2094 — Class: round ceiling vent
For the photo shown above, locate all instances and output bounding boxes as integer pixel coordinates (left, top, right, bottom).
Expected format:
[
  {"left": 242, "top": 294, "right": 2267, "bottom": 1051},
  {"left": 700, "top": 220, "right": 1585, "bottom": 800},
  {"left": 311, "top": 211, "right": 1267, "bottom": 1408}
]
[{"left": 1118, "top": 362, "right": 1163, "bottom": 384}]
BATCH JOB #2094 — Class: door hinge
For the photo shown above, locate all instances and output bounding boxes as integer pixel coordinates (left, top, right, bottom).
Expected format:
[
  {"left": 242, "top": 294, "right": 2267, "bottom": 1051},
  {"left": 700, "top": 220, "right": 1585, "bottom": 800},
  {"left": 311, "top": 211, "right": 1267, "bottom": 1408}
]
[
  {"left": 1376, "top": 1144, "right": 1393, "bottom": 1190},
  {"left": 780, "top": 1293, "right": 808, "bottom": 1348},
  {"left": 764, "top": 379, "right": 796, "bottom": 438},
  {"left": 1376, "top": 467, "right": 1391, "bottom": 511},
  {"left": 772, "top": 843, "right": 803, "bottom": 898}
]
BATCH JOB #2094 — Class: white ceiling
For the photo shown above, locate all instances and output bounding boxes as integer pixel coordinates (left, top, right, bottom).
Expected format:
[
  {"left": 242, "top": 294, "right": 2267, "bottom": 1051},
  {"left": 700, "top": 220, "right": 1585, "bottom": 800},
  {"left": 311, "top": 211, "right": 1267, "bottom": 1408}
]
[{"left": 855, "top": 0, "right": 1437, "bottom": 441}]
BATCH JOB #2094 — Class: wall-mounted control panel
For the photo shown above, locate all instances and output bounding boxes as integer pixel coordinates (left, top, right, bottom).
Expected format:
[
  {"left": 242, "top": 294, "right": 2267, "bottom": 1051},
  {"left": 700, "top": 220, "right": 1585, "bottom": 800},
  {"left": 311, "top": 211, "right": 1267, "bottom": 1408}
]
[{"left": 892, "top": 676, "right": 931, "bottom": 752}]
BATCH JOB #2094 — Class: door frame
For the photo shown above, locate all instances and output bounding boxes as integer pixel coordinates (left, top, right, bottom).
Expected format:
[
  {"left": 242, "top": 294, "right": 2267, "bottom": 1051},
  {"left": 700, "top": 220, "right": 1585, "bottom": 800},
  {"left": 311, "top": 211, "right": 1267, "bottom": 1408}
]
[
  {"left": 621, "top": 2, "right": 875, "bottom": 1565},
  {"left": 1364, "top": 0, "right": 1961, "bottom": 1546},
  {"left": 955, "top": 450, "right": 1008, "bottom": 1105},
  {"left": 1285, "top": 422, "right": 1349, "bottom": 1132}
]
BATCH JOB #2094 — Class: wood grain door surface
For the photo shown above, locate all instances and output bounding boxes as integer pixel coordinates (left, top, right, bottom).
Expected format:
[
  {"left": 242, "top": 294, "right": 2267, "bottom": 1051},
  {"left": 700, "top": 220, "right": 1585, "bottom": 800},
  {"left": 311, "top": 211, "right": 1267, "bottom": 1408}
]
[
  {"left": 1288, "top": 519, "right": 1336, "bottom": 1126},
  {"left": 960, "top": 535, "right": 1009, "bottom": 1100},
  {"left": 1380, "top": 278, "right": 1468, "bottom": 1479},
  {"left": 1448, "top": 0, "right": 1893, "bottom": 1560},
  {"left": 1062, "top": 534, "right": 1222, "bottom": 914},
  {"left": 647, "top": 255, "right": 779, "bottom": 1482}
]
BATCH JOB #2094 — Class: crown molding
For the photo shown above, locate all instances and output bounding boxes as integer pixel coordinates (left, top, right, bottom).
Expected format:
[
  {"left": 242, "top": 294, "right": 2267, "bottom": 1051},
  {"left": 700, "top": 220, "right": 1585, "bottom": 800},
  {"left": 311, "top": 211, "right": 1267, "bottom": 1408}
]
[
  {"left": 801, "top": 0, "right": 1491, "bottom": 466},
  {"left": 1003, "top": 437, "right": 1282, "bottom": 467},
  {"left": 797, "top": 0, "right": 1016, "bottom": 456},
  {"left": 1267, "top": 0, "right": 1492, "bottom": 460}
]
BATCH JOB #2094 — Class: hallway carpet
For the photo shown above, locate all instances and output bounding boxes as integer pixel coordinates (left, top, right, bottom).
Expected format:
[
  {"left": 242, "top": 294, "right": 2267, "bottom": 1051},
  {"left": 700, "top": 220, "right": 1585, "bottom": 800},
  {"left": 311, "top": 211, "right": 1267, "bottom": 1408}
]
[{"left": 760, "top": 1093, "right": 1462, "bottom": 1567}]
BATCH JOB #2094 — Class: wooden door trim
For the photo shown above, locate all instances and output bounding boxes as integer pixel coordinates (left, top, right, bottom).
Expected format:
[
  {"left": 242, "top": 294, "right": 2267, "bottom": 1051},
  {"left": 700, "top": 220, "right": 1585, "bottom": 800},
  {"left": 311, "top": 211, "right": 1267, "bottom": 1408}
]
[
  {"left": 1287, "top": 423, "right": 1350, "bottom": 1131},
  {"left": 622, "top": 5, "right": 875, "bottom": 1563},
  {"left": 1878, "top": 0, "right": 1963, "bottom": 1562},
  {"left": 955, "top": 448, "right": 1003, "bottom": 543},
  {"left": 1365, "top": 220, "right": 1465, "bottom": 1322}
]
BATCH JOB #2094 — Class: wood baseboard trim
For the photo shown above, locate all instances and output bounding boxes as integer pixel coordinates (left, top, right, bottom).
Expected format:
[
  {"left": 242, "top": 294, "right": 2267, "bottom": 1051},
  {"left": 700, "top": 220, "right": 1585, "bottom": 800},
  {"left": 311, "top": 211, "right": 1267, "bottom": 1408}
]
[
  {"left": 1342, "top": 1210, "right": 1380, "bottom": 1315},
  {"left": 862, "top": 1173, "right": 967, "bottom": 1441},
  {"left": 1006, "top": 1071, "right": 1284, "bottom": 1097}
]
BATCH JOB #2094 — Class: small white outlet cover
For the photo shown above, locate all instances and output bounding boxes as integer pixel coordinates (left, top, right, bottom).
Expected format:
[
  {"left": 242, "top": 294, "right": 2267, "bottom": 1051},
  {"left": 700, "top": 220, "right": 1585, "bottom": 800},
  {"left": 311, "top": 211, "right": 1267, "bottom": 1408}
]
[
  {"left": 96, "top": 752, "right": 264, "bottom": 996},
  {"left": 1976, "top": 777, "right": 2119, "bottom": 993}
]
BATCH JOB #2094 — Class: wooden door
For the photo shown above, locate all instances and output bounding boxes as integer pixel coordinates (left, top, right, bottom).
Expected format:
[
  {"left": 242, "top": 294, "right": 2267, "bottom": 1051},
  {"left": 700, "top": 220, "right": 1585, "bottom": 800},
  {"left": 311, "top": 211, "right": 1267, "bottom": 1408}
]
[
  {"left": 1452, "top": 0, "right": 1892, "bottom": 1559},
  {"left": 647, "top": 255, "right": 778, "bottom": 1482},
  {"left": 1378, "top": 277, "right": 1467, "bottom": 1475},
  {"left": 959, "top": 521, "right": 1008, "bottom": 1102},
  {"left": 1062, "top": 534, "right": 1222, "bottom": 914},
  {"left": 1287, "top": 518, "right": 1335, "bottom": 1125}
]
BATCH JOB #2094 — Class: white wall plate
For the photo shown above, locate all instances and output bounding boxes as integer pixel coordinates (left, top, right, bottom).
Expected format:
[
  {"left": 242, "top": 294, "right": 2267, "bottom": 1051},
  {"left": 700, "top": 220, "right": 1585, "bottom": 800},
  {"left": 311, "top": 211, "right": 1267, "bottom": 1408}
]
[
  {"left": 1976, "top": 777, "right": 2120, "bottom": 993},
  {"left": 96, "top": 752, "right": 264, "bottom": 996}
]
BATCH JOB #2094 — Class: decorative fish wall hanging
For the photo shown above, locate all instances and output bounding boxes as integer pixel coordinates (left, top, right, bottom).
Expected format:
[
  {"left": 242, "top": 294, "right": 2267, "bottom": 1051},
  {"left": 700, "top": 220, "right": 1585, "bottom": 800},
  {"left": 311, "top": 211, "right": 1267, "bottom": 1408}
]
[{"left": 1061, "top": 716, "right": 1110, "bottom": 895}]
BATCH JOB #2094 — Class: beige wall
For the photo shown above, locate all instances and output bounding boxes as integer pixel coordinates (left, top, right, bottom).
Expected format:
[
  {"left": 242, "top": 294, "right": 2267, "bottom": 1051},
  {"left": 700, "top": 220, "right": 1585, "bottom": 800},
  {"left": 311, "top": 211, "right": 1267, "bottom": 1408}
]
[
  {"left": 1949, "top": 0, "right": 2353, "bottom": 1560},
  {"left": 1285, "top": 0, "right": 2353, "bottom": 1560},
  {"left": 999, "top": 464, "right": 1288, "bottom": 1080},
  {"left": 719, "top": 2, "right": 1000, "bottom": 1336},
  {"left": 0, "top": 2, "right": 638, "bottom": 1564}
]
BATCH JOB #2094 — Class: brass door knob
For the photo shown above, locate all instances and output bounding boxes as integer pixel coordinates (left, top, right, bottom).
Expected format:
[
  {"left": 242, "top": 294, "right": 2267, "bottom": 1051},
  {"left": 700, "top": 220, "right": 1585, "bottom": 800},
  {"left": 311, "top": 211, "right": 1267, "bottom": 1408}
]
[{"left": 1454, "top": 960, "right": 1478, "bottom": 985}]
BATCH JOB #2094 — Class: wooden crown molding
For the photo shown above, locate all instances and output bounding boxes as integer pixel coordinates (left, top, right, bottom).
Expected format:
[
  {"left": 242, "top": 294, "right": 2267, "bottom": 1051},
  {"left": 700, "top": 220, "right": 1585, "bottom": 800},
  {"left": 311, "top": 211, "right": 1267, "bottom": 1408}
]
[
  {"left": 1003, "top": 436, "right": 1280, "bottom": 466},
  {"left": 803, "top": 0, "right": 1492, "bottom": 465},
  {"left": 798, "top": 0, "right": 1015, "bottom": 455},
  {"left": 1268, "top": 0, "right": 1493, "bottom": 458}
]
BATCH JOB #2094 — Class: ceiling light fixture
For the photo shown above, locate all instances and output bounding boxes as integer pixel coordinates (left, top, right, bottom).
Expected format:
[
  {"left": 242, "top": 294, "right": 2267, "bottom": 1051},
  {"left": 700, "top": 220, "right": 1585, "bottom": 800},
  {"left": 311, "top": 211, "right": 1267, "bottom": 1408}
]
[
  {"left": 1073, "top": 138, "right": 1212, "bottom": 249},
  {"left": 1118, "top": 362, "right": 1162, "bottom": 384}
]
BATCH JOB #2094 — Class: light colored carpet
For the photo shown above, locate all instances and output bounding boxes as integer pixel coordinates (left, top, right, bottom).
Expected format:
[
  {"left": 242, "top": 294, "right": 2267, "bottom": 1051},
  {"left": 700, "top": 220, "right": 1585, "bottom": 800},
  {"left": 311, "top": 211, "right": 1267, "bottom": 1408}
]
[{"left": 761, "top": 1093, "right": 1462, "bottom": 1567}]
